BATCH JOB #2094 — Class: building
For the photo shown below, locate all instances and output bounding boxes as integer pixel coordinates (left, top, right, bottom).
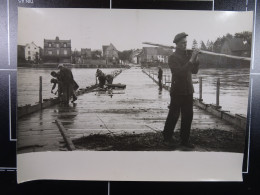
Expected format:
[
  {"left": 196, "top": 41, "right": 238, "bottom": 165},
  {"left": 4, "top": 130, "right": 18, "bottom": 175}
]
[
  {"left": 102, "top": 43, "right": 119, "bottom": 64},
  {"left": 139, "top": 47, "right": 173, "bottom": 65},
  {"left": 139, "top": 47, "right": 157, "bottom": 63},
  {"left": 130, "top": 49, "right": 142, "bottom": 64},
  {"left": 24, "top": 42, "right": 40, "bottom": 62},
  {"left": 157, "top": 47, "right": 173, "bottom": 63},
  {"left": 221, "top": 37, "right": 251, "bottom": 57},
  {"left": 43, "top": 36, "right": 71, "bottom": 63}
]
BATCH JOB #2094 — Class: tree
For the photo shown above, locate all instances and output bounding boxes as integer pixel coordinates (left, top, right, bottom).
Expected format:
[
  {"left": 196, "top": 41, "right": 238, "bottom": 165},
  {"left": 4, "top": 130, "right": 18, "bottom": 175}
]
[
  {"left": 213, "top": 36, "right": 226, "bottom": 53},
  {"left": 118, "top": 50, "right": 132, "bottom": 64},
  {"left": 235, "top": 31, "right": 252, "bottom": 46},
  {"left": 206, "top": 40, "right": 214, "bottom": 51},
  {"left": 91, "top": 50, "right": 102, "bottom": 59},
  {"left": 192, "top": 39, "right": 198, "bottom": 49},
  {"left": 200, "top": 41, "right": 207, "bottom": 50}
]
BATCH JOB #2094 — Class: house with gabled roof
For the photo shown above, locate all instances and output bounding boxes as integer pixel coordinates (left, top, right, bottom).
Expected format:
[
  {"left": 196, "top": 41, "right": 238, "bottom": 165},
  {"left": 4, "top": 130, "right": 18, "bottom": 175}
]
[
  {"left": 24, "top": 42, "right": 41, "bottom": 62},
  {"left": 221, "top": 37, "right": 251, "bottom": 57},
  {"left": 102, "top": 43, "right": 119, "bottom": 64}
]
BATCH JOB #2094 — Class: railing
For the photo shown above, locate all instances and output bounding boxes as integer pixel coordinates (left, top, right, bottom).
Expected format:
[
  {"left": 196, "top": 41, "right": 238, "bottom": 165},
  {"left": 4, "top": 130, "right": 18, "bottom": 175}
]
[
  {"left": 142, "top": 68, "right": 247, "bottom": 130},
  {"left": 145, "top": 69, "right": 222, "bottom": 108}
]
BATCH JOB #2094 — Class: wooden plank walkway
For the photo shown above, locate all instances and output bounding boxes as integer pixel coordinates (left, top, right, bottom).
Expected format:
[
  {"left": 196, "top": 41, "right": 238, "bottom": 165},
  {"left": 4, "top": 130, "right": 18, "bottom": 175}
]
[{"left": 17, "top": 66, "right": 238, "bottom": 154}]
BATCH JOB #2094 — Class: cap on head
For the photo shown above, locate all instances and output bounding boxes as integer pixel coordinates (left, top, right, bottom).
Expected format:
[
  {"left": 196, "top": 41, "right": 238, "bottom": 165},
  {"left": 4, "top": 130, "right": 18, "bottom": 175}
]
[
  {"left": 173, "top": 32, "right": 188, "bottom": 44},
  {"left": 58, "top": 64, "right": 64, "bottom": 69}
]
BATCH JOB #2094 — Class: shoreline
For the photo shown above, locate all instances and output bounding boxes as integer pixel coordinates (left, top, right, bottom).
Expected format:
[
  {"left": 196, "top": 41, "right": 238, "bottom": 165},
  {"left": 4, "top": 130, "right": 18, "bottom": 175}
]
[{"left": 18, "top": 63, "right": 131, "bottom": 69}]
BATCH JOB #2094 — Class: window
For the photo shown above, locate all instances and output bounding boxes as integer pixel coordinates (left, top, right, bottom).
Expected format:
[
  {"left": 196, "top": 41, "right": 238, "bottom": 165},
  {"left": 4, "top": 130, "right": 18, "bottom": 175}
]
[
  {"left": 48, "top": 51, "right": 53, "bottom": 55},
  {"left": 49, "top": 43, "right": 52, "bottom": 47},
  {"left": 57, "top": 50, "right": 59, "bottom": 55},
  {"left": 28, "top": 51, "right": 30, "bottom": 55},
  {"left": 64, "top": 43, "right": 67, "bottom": 47},
  {"left": 64, "top": 50, "right": 67, "bottom": 55},
  {"left": 56, "top": 43, "right": 59, "bottom": 48}
]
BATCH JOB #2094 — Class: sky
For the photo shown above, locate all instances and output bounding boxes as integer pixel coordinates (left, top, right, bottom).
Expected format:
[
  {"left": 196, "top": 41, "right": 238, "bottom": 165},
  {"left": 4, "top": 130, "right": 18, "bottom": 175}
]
[{"left": 18, "top": 8, "right": 254, "bottom": 51}]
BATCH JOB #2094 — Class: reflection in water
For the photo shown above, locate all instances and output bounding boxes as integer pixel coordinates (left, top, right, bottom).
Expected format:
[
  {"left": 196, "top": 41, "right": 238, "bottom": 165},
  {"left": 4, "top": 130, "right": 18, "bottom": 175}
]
[
  {"left": 147, "top": 67, "right": 250, "bottom": 115},
  {"left": 57, "top": 103, "right": 78, "bottom": 126}
]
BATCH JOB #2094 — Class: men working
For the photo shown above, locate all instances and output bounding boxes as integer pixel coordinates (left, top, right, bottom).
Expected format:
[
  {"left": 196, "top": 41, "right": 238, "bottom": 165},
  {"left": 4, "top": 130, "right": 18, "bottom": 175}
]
[
  {"left": 58, "top": 64, "right": 77, "bottom": 104},
  {"left": 163, "top": 32, "right": 200, "bottom": 148},
  {"left": 96, "top": 69, "right": 114, "bottom": 88}
]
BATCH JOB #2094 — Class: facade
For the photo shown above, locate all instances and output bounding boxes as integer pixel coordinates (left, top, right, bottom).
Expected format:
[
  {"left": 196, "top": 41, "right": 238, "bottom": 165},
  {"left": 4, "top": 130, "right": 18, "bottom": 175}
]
[
  {"left": 102, "top": 43, "right": 119, "bottom": 64},
  {"left": 157, "top": 47, "right": 173, "bottom": 63},
  {"left": 43, "top": 36, "right": 71, "bottom": 63},
  {"left": 131, "top": 49, "right": 142, "bottom": 64},
  {"left": 140, "top": 47, "right": 173, "bottom": 64},
  {"left": 24, "top": 42, "right": 40, "bottom": 62},
  {"left": 221, "top": 37, "right": 251, "bottom": 57}
]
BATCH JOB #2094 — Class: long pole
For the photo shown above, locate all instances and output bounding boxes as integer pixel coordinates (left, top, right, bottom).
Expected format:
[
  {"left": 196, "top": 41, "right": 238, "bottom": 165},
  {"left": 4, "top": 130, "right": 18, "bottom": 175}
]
[
  {"left": 142, "top": 42, "right": 251, "bottom": 61},
  {"left": 199, "top": 77, "right": 203, "bottom": 101},
  {"left": 216, "top": 78, "right": 220, "bottom": 107}
]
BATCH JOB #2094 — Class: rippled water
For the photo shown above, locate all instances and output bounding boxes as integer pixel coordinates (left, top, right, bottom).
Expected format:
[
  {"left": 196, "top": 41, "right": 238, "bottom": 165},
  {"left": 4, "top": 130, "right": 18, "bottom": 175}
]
[
  {"left": 147, "top": 67, "right": 250, "bottom": 115},
  {"left": 18, "top": 67, "right": 250, "bottom": 115}
]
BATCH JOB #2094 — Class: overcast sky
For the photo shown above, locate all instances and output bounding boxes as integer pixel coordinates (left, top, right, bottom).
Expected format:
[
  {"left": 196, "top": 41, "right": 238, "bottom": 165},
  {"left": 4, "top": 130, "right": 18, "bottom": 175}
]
[{"left": 18, "top": 8, "right": 253, "bottom": 51}]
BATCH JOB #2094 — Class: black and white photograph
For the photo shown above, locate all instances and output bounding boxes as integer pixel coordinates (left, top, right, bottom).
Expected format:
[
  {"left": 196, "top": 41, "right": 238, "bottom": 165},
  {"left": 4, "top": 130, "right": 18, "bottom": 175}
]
[{"left": 17, "top": 8, "right": 253, "bottom": 182}]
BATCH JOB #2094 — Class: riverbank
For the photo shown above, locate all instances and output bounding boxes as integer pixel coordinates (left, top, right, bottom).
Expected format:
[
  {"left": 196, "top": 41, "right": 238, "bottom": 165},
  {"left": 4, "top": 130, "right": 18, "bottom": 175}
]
[{"left": 18, "top": 63, "right": 130, "bottom": 69}]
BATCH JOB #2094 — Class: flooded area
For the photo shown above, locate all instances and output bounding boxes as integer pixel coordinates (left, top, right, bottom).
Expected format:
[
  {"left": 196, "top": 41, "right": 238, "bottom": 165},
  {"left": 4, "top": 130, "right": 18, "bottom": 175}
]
[
  {"left": 17, "top": 68, "right": 122, "bottom": 106},
  {"left": 18, "top": 66, "right": 250, "bottom": 115},
  {"left": 147, "top": 67, "right": 250, "bottom": 115}
]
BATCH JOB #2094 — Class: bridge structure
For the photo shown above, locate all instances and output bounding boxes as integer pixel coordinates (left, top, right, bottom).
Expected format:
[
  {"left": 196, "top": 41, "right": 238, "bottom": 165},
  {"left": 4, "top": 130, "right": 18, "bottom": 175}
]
[{"left": 17, "top": 65, "right": 244, "bottom": 153}]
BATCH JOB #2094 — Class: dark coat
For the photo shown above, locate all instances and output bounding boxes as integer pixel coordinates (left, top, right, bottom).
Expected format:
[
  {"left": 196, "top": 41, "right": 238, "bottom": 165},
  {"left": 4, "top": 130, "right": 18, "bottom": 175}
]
[
  {"left": 158, "top": 68, "right": 163, "bottom": 80},
  {"left": 60, "top": 67, "right": 74, "bottom": 85},
  {"left": 168, "top": 49, "right": 199, "bottom": 95}
]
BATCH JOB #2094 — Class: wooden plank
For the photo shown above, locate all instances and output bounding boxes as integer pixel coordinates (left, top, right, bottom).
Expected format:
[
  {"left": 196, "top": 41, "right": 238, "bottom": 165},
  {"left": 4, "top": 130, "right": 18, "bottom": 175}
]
[{"left": 55, "top": 120, "right": 76, "bottom": 151}]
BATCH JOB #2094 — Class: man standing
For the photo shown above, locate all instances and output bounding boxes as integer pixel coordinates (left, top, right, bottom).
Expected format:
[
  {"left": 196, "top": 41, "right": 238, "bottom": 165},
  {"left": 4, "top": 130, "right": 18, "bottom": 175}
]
[
  {"left": 58, "top": 64, "right": 76, "bottom": 105},
  {"left": 158, "top": 66, "right": 163, "bottom": 89},
  {"left": 163, "top": 32, "right": 200, "bottom": 148}
]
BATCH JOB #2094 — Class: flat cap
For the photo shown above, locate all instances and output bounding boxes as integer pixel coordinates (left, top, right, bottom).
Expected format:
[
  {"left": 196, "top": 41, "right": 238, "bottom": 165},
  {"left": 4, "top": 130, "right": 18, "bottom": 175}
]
[
  {"left": 173, "top": 32, "right": 188, "bottom": 44},
  {"left": 57, "top": 64, "right": 64, "bottom": 69}
]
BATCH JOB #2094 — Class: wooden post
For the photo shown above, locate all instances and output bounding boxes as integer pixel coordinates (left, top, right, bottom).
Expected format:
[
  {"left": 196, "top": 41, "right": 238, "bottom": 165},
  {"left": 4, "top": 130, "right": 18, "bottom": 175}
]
[
  {"left": 199, "top": 77, "right": 203, "bottom": 101},
  {"left": 55, "top": 120, "right": 76, "bottom": 151},
  {"left": 164, "top": 75, "right": 166, "bottom": 85},
  {"left": 39, "top": 76, "right": 42, "bottom": 107},
  {"left": 216, "top": 78, "right": 220, "bottom": 107}
]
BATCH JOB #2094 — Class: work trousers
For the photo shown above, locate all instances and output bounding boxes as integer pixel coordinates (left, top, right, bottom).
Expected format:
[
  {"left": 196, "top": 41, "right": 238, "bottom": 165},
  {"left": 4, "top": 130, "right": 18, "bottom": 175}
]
[
  {"left": 163, "top": 94, "right": 193, "bottom": 143},
  {"left": 158, "top": 78, "right": 162, "bottom": 89}
]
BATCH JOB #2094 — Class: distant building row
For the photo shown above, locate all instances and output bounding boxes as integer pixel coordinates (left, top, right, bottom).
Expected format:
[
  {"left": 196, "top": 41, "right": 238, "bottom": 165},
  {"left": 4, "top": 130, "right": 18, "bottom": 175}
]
[
  {"left": 18, "top": 36, "right": 251, "bottom": 65},
  {"left": 18, "top": 37, "right": 120, "bottom": 64}
]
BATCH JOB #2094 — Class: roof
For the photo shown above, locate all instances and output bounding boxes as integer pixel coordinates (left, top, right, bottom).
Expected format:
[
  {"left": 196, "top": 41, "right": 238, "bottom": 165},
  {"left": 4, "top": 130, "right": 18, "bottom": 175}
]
[
  {"left": 225, "top": 38, "right": 251, "bottom": 52},
  {"left": 44, "top": 37, "right": 71, "bottom": 43},
  {"left": 25, "top": 42, "right": 39, "bottom": 48},
  {"left": 102, "top": 43, "right": 118, "bottom": 53}
]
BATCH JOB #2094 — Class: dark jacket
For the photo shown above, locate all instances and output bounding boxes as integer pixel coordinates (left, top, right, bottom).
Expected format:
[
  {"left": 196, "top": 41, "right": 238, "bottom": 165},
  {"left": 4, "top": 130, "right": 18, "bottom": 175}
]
[
  {"left": 169, "top": 49, "right": 199, "bottom": 95},
  {"left": 60, "top": 67, "right": 74, "bottom": 85},
  {"left": 158, "top": 68, "right": 163, "bottom": 79}
]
